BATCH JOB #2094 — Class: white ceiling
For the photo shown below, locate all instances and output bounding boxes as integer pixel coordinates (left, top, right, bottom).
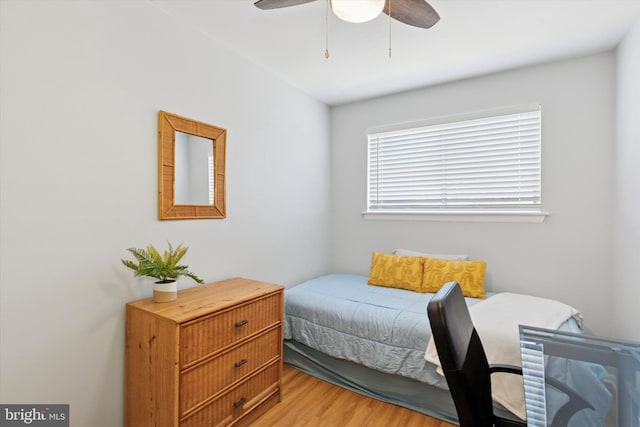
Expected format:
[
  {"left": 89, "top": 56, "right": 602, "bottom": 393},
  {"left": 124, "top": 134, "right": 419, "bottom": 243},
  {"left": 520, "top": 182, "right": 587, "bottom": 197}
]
[{"left": 151, "top": 0, "right": 640, "bottom": 106}]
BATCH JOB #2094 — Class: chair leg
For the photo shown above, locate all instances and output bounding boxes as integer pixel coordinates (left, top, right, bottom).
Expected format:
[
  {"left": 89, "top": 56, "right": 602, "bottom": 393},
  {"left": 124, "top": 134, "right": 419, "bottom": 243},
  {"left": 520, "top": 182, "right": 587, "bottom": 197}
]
[{"left": 495, "top": 417, "right": 526, "bottom": 427}]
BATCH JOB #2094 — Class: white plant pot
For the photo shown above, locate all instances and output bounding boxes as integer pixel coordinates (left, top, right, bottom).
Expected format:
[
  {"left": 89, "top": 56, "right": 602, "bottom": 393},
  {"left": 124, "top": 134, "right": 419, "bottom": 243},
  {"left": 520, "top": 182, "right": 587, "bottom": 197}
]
[{"left": 153, "top": 280, "right": 177, "bottom": 303}]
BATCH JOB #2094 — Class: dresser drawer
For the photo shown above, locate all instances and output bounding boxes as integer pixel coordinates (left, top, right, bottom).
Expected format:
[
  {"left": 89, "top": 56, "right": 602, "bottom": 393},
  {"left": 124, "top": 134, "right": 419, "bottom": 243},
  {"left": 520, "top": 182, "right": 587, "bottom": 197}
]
[
  {"left": 179, "top": 362, "right": 280, "bottom": 427},
  {"left": 179, "top": 327, "right": 281, "bottom": 416},
  {"left": 180, "top": 293, "right": 282, "bottom": 367}
]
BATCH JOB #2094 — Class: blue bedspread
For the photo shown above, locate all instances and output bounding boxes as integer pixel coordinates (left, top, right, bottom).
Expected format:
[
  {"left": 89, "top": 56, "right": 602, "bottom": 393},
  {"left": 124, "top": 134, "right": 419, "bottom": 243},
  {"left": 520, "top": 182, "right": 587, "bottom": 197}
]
[
  {"left": 285, "top": 273, "right": 613, "bottom": 425},
  {"left": 283, "top": 273, "right": 485, "bottom": 388}
]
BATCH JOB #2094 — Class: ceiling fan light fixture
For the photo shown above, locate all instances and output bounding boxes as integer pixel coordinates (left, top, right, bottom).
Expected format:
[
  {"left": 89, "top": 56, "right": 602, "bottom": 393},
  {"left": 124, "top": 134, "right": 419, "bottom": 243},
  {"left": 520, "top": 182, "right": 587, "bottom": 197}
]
[{"left": 330, "top": 0, "right": 385, "bottom": 23}]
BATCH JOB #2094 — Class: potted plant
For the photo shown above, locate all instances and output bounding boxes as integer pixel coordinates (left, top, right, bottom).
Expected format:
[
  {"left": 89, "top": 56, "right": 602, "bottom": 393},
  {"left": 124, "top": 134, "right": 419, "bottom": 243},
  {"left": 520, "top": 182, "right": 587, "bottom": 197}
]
[{"left": 122, "top": 242, "right": 204, "bottom": 302}]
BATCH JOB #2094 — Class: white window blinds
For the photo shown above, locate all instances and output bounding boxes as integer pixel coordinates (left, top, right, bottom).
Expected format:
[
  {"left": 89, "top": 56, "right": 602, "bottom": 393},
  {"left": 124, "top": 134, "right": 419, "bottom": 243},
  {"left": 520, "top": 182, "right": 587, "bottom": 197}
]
[
  {"left": 208, "top": 154, "right": 214, "bottom": 205},
  {"left": 367, "top": 107, "right": 542, "bottom": 213}
]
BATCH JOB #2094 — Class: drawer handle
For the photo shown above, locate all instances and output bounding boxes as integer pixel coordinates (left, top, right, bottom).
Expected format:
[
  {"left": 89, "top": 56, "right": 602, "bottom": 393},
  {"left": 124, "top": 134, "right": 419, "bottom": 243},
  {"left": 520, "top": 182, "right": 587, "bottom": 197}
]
[
  {"left": 234, "top": 359, "right": 248, "bottom": 368},
  {"left": 235, "top": 320, "right": 248, "bottom": 327},
  {"left": 234, "top": 397, "right": 247, "bottom": 408}
]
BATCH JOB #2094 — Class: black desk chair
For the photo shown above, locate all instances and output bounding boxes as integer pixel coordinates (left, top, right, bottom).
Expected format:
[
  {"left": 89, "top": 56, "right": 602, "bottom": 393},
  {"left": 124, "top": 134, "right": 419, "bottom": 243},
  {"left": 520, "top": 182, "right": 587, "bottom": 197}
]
[{"left": 426, "top": 282, "right": 593, "bottom": 427}]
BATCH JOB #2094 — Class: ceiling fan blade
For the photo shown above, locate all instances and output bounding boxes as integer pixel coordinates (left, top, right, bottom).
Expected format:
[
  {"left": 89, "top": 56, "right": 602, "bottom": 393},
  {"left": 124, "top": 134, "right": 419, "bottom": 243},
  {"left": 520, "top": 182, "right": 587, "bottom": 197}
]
[
  {"left": 254, "top": 0, "right": 318, "bottom": 10},
  {"left": 383, "top": 0, "right": 440, "bottom": 29}
]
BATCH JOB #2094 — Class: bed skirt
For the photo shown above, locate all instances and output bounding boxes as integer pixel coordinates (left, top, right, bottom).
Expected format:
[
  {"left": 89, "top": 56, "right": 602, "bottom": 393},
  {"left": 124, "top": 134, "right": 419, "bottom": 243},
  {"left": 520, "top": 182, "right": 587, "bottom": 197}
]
[{"left": 284, "top": 340, "right": 521, "bottom": 425}]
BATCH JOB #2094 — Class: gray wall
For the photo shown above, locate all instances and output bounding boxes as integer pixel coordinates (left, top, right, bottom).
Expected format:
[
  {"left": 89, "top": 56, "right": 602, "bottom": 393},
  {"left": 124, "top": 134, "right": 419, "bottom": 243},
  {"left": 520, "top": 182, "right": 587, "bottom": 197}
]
[
  {"left": 329, "top": 53, "right": 616, "bottom": 336},
  {"left": 0, "top": 1, "right": 330, "bottom": 425},
  {"left": 612, "top": 19, "right": 640, "bottom": 341}
]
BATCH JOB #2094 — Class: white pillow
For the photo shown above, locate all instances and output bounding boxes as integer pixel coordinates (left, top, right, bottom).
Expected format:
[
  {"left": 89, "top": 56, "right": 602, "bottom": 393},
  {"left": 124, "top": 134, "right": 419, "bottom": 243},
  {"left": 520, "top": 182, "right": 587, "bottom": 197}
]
[{"left": 393, "top": 248, "right": 469, "bottom": 261}]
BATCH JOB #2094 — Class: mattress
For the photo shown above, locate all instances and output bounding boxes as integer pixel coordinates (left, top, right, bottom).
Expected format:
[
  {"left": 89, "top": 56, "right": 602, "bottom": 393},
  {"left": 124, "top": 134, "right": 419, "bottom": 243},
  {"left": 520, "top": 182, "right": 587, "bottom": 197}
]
[{"left": 283, "top": 273, "right": 485, "bottom": 388}]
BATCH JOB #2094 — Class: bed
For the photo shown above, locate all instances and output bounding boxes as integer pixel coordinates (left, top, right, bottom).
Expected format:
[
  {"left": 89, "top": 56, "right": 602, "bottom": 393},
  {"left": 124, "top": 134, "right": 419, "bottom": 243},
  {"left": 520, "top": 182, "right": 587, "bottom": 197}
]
[{"left": 283, "top": 273, "right": 611, "bottom": 426}]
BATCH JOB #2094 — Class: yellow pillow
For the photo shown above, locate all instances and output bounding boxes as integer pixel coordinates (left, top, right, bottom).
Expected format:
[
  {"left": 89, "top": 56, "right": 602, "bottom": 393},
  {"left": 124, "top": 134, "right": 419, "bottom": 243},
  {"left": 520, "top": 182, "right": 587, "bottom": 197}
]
[
  {"left": 368, "top": 252, "right": 424, "bottom": 292},
  {"left": 422, "top": 257, "right": 487, "bottom": 298}
]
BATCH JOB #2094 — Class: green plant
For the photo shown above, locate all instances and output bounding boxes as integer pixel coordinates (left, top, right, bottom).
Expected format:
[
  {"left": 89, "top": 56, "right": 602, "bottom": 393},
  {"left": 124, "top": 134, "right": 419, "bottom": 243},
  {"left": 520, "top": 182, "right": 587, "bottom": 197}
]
[{"left": 121, "top": 242, "right": 204, "bottom": 284}]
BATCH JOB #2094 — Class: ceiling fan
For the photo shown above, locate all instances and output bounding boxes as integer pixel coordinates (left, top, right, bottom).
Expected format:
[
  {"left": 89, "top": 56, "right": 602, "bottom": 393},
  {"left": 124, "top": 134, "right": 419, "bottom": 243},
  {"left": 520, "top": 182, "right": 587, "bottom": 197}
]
[{"left": 254, "top": 0, "right": 440, "bottom": 29}]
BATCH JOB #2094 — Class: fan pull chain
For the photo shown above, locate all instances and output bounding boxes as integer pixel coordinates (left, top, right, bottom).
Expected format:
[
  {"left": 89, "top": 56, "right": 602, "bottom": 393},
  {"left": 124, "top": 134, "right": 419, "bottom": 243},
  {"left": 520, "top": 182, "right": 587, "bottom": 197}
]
[
  {"left": 325, "top": 0, "right": 330, "bottom": 59},
  {"left": 388, "top": 0, "right": 392, "bottom": 58}
]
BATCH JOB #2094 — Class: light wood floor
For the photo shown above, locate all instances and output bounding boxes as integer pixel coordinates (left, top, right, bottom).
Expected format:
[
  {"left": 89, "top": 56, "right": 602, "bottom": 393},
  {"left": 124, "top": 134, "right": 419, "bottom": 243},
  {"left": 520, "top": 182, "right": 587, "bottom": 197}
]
[{"left": 251, "top": 364, "right": 457, "bottom": 427}]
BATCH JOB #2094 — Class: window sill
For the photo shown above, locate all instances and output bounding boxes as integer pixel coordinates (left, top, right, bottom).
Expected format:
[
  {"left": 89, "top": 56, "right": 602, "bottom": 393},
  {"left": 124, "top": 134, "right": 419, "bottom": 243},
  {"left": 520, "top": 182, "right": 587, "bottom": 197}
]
[{"left": 362, "top": 211, "right": 549, "bottom": 223}]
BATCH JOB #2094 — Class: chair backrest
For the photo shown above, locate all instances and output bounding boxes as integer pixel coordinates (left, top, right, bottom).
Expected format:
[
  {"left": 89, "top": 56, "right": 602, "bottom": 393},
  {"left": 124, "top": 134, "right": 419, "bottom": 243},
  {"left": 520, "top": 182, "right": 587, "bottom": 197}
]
[{"left": 427, "top": 282, "right": 495, "bottom": 427}]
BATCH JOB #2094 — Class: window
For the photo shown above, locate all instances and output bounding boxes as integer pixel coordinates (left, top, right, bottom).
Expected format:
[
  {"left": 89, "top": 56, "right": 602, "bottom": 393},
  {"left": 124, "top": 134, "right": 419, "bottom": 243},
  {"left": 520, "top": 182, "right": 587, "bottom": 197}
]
[{"left": 367, "top": 106, "right": 544, "bottom": 220}]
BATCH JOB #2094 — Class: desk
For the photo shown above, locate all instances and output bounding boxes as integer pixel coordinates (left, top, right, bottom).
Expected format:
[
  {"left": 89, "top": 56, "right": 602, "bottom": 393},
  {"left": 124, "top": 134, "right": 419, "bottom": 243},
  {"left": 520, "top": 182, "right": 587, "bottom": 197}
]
[{"left": 519, "top": 326, "right": 640, "bottom": 427}]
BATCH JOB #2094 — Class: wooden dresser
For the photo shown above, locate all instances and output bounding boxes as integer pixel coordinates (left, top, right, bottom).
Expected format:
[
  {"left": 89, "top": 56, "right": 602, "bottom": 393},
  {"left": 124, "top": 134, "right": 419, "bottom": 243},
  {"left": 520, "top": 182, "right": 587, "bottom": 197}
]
[{"left": 125, "top": 277, "right": 284, "bottom": 427}]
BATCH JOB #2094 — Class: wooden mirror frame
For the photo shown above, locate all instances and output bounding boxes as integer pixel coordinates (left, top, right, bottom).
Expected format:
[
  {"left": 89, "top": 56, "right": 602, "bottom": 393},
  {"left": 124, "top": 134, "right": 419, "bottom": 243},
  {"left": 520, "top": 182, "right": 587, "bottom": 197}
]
[{"left": 158, "top": 111, "right": 226, "bottom": 220}]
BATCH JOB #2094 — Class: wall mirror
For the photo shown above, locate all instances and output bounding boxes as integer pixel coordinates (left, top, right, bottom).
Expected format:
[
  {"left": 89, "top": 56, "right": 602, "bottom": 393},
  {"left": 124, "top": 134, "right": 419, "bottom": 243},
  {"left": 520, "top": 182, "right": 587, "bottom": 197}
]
[{"left": 158, "top": 111, "right": 226, "bottom": 220}]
